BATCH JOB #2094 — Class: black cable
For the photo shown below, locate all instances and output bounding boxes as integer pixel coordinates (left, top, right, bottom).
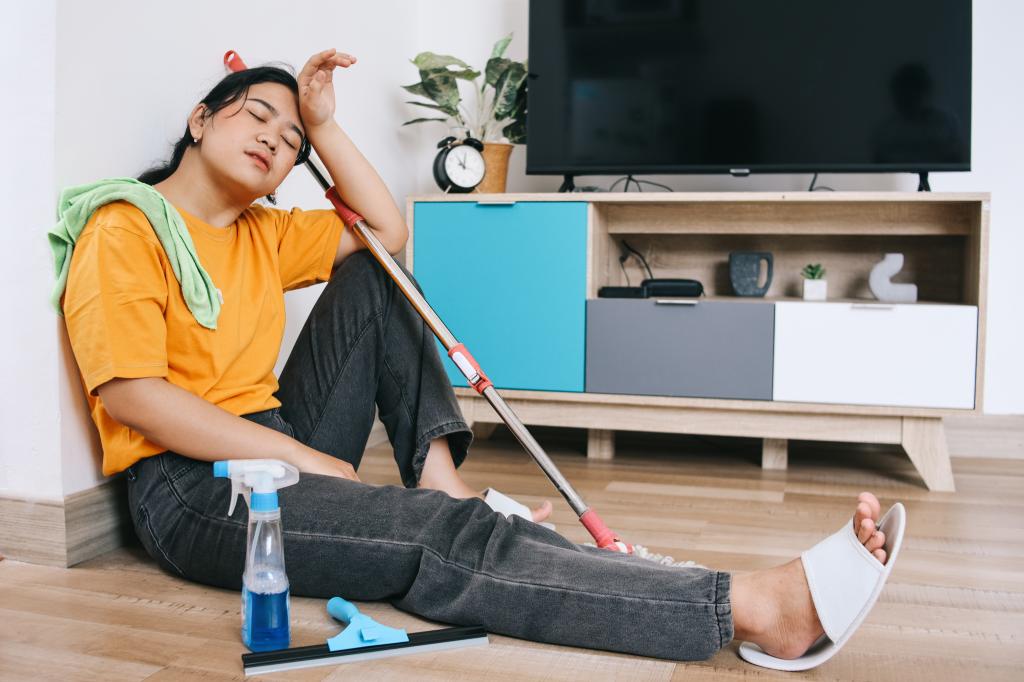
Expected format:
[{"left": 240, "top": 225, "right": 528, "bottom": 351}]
[
  {"left": 608, "top": 175, "right": 673, "bottom": 192},
  {"left": 608, "top": 176, "right": 629, "bottom": 192},
  {"left": 634, "top": 178, "right": 673, "bottom": 191},
  {"left": 618, "top": 256, "right": 632, "bottom": 286},
  {"left": 620, "top": 240, "right": 654, "bottom": 279},
  {"left": 808, "top": 172, "right": 835, "bottom": 191}
]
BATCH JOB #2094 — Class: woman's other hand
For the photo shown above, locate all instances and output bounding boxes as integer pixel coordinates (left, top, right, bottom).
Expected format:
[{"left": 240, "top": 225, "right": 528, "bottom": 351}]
[
  {"left": 298, "top": 48, "right": 357, "bottom": 129},
  {"left": 290, "top": 446, "right": 361, "bottom": 482}
]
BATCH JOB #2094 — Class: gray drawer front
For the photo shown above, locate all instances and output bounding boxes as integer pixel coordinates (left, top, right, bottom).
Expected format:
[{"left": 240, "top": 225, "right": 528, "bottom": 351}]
[{"left": 586, "top": 299, "right": 774, "bottom": 400}]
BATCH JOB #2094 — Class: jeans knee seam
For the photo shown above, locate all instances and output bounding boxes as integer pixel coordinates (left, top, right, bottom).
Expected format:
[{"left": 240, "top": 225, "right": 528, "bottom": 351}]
[
  {"left": 381, "top": 343, "right": 417, "bottom": 429},
  {"left": 305, "top": 310, "right": 384, "bottom": 446}
]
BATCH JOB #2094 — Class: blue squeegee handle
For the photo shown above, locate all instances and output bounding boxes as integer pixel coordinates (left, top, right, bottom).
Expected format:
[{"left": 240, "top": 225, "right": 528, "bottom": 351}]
[{"left": 326, "top": 596, "right": 359, "bottom": 624}]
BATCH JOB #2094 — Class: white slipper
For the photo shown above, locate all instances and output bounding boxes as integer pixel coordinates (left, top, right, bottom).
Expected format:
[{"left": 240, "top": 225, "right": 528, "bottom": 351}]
[
  {"left": 483, "top": 488, "right": 556, "bottom": 530},
  {"left": 738, "top": 502, "right": 907, "bottom": 671}
]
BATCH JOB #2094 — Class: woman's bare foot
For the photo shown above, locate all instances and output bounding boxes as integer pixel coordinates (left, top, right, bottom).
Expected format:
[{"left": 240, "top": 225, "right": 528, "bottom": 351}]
[
  {"left": 418, "top": 437, "right": 553, "bottom": 522},
  {"left": 731, "top": 492, "right": 888, "bottom": 659}
]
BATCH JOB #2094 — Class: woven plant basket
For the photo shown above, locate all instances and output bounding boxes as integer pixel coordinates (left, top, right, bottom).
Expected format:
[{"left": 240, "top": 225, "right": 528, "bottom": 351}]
[{"left": 474, "top": 142, "right": 514, "bottom": 193}]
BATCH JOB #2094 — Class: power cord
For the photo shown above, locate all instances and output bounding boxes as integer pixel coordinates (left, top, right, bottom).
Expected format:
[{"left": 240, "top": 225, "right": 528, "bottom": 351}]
[
  {"left": 808, "top": 173, "right": 835, "bottom": 191},
  {"left": 608, "top": 175, "right": 674, "bottom": 192},
  {"left": 619, "top": 239, "right": 654, "bottom": 279}
]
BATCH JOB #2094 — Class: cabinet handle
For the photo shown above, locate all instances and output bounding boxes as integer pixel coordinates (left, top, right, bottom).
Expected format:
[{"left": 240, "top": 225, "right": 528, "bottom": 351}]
[
  {"left": 851, "top": 303, "right": 895, "bottom": 310},
  {"left": 476, "top": 199, "right": 517, "bottom": 206},
  {"left": 655, "top": 299, "right": 699, "bottom": 306}
]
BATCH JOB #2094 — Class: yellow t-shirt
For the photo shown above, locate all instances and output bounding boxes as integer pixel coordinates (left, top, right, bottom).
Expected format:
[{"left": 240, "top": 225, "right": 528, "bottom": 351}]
[{"left": 62, "top": 200, "right": 346, "bottom": 476}]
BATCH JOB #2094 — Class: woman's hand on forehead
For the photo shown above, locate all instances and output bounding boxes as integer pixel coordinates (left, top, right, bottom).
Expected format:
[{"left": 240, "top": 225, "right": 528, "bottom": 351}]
[{"left": 298, "top": 48, "right": 357, "bottom": 129}]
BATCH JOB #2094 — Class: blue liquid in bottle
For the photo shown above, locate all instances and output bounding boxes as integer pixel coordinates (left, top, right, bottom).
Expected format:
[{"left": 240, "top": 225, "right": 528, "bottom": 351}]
[{"left": 242, "top": 586, "right": 290, "bottom": 652}]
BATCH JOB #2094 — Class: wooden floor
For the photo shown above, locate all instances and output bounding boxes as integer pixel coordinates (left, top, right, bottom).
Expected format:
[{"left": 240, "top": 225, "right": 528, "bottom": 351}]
[{"left": 2, "top": 427, "right": 1023, "bottom": 681}]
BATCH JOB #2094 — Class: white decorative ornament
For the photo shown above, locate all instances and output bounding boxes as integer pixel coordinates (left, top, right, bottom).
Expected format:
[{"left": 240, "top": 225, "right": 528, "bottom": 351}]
[{"left": 869, "top": 253, "right": 917, "bottom": 303}]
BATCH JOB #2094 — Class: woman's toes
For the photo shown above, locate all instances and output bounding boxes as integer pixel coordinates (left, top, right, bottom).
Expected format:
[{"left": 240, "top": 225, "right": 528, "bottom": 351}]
[
  {"left": 531, "top": 499, "right": 553, "bottom": 523},
  {"left": 865, "top": 530, "right": 886, "bottom": 555},
  {"left": 854, "top": 501, "right": 872, "bottom": 532},
  {"left": 858, "top": 517, "right": 876, "bottom": 544},
  {"left": 872, "top": 548, "right": 888, "bottom": 564},
  {"left": 858, "top": 492, "right": 881, "bottom": 522}
]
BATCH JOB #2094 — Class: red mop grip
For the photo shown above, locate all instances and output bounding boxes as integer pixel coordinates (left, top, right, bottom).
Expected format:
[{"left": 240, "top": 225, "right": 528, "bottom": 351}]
[
  {"left": 448, "top": 344, "right": 493, "bottom": 394},
  {"left": 326, "top": 187, "right": 365, "bottom": 228},
  {"left": 580, "top": 510, "right": 631, "bottom": 553},
  {"left": 224, "top": 50, "right": 247, "bottom": 72}
]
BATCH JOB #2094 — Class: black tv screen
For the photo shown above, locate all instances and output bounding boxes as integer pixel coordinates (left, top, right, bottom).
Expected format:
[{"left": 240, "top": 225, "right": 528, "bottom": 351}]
[{"left": 527, "top": 0, "right": 972, "bottom": 176}]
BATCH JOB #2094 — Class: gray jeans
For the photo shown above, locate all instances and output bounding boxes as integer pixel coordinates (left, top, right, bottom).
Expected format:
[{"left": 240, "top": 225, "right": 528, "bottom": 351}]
[{"left": 125, "top": 250, "right": 733, "bottom": 660}]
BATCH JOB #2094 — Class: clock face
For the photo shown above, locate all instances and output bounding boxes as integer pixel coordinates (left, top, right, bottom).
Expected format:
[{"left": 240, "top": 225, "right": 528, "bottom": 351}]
[{"left": 444, "top": 145, "right": 486, "bottom": 189}]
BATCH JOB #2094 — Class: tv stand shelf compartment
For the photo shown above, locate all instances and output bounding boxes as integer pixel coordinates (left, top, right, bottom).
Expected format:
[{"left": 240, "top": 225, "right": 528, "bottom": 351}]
[{"left": 405, "top": 192, "right": 990, "bottom": 492}]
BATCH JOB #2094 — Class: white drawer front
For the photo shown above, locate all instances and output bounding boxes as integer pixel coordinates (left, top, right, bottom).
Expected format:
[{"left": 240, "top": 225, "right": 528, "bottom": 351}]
[{"left": 773, "top": 302, "right": 977, "bottom": 409}]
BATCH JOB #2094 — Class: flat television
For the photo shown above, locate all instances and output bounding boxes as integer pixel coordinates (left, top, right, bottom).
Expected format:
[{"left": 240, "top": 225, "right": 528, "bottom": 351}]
[{"left": 526, "top": 0, "right": 972, "bottom": 182}]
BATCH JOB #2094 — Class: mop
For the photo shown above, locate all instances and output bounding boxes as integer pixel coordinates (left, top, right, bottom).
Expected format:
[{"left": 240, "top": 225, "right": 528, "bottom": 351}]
[{"left": 223, "top": 51, "right": 696, "bottom": 568}]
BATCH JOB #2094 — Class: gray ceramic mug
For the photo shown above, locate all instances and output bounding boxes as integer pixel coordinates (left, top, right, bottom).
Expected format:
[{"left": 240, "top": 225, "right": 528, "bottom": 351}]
[{"left": 729, "top": 251, "right": 773, "bottom": 297}]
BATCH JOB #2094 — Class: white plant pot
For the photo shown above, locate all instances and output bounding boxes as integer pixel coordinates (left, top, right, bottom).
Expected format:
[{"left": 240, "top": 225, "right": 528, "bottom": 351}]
[{"left": 803, "top": 279, "right": 827, "bottom": 301}]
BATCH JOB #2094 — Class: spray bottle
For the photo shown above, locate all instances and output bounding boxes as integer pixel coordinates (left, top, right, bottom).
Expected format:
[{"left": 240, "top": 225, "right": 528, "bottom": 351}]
[{"left": 214, "top": 459, "right": 299, "bottom": 652}]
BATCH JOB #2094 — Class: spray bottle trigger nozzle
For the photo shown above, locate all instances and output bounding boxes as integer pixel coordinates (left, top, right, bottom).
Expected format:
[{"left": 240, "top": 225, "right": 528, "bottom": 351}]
[{"left": 227, "top": 478, "right": 241, "bottom": 517}]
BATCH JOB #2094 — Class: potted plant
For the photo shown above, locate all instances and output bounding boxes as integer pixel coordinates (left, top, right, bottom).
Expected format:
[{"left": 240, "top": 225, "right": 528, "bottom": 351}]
[
  {"left": 401, "top": 33, "right": 527, "bottom": 193},
  {"left": 801, "top": 263, "right": 827, "bottom": 300}
]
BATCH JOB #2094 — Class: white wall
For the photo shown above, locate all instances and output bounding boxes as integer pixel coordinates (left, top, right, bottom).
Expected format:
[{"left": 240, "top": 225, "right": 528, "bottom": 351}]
[
  {"left": 1, "top": 0, "right": 1020, "bottom": 502},
  {"left": 0, "top": 0, "right": 63, "bottom": 502}
]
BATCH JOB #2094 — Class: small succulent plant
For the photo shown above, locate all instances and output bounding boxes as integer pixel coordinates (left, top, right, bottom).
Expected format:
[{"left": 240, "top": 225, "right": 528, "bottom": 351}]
[{"left": 801, "top": 263, "right": 826, "bottom": 280}]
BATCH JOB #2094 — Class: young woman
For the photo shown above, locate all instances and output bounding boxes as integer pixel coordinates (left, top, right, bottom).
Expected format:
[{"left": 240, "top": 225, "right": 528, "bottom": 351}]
[{"left": 62, "top": 48, "right": 901, "bottom": 666}]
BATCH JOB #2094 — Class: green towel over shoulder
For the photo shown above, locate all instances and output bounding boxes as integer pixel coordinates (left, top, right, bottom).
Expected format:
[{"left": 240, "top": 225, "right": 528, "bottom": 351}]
[{"left": 47, "top": 177, "right": 221, "bottom": 330}]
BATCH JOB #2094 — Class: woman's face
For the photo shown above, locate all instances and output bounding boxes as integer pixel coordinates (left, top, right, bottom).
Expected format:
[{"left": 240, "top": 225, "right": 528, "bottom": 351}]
[{"left": 193, "top": 82, "right": 304, "bottom": 199}]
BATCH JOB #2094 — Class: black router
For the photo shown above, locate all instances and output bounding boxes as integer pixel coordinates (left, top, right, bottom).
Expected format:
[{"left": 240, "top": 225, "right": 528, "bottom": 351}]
[{"left": 598, "top": 278, "right": 704, "bottom": 299}]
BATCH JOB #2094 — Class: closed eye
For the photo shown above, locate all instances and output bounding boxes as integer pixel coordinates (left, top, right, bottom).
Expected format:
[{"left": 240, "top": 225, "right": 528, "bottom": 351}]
[{"left": 249, "top": 110, "right": 298, "bottom": 149}]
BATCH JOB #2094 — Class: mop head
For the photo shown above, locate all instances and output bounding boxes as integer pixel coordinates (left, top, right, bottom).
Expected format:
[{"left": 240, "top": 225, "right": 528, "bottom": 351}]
[
  {"left": 632, "top": 544, "right": 704, "bottom": 568},
  {"left": 584, "top": 542, "right": 704, "bottom": 569}
]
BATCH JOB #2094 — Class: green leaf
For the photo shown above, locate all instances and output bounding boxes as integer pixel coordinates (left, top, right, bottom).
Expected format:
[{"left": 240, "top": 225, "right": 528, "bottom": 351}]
[
  {"left": 401, "top": 82, "right": 430, "bottom": 98},
  {"left": 451, "top": 68, "right": 481, "bottom": 81},
  {"left": 404, "top": 100, "right": 452, "bottom": 114},
  {"left": 503, "top": 118, "right": 526, "bottom": 144},
  {"left": 401, "top": 117, "right": 449, "bottom": 126},
  {"left": 491, "top": 33, "right": 513, "bottom": 59},
  {"left": 485, "top": 56, "right": 511, "bottom": 89},
  {"left": 493, "top": 62, "right": 527, "bottom": 120},
  {"left": 420, "top": 69, "right": 461, "bottom": 116},
  {"left": 411, "top": 52, "right": 472, "bottom": 71}
]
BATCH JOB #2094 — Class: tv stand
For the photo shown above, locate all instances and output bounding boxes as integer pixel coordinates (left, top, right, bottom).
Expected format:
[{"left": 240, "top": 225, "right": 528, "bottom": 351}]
[
  {"left": 406, "top": 191, "right": 989, "bottom": 492},
  {"left": 918, "top": 171, "right": 931, "bottom": 192},
  {"left": 557, "top": 174, "right": 576, "bottom": 193}
]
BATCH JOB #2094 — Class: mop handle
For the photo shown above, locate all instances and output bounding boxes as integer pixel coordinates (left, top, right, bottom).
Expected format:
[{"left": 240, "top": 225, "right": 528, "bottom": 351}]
[{"left": 223, "top": 50, "right": 629, "bottom": 552}]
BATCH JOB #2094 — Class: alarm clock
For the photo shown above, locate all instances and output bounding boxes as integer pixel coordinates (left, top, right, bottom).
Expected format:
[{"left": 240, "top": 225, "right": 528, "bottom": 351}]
[{"left": 433, "top": 136, "right": 486, "bottom": 193}]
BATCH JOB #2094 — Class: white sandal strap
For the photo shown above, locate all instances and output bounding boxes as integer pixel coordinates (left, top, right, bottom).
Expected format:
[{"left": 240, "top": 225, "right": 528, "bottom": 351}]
[
  {"left": 801, "top": 520, "right": 885, "bottom": 641},
  {"left": 483, "top": 488, "right": 556, "bottom": 530},
  {"left": 483, "top": 488, "right": 532, "bottom": 520}
]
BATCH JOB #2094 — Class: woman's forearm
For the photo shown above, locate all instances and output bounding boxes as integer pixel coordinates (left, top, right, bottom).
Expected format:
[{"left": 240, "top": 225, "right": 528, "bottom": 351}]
[
  {"left": 305, "top": 120, "right": 409, "bottom": 254},
  {"left": 98, "top": 377, "right": 314, "bottom": 467}
]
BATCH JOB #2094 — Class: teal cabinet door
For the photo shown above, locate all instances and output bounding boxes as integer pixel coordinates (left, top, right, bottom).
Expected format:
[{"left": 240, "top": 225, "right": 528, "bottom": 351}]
[{"left": 413, "top": 201, "right": 588, "bottom": 392}]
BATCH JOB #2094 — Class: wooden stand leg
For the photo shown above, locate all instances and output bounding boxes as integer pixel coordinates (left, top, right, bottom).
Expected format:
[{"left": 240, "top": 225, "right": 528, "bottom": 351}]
[
  {"left": 587, "top": 429, "right": 615, "bottom": 460},
  {"left": 762, "top": 438, "right": 788, "bottom": 470},
  {"left": 902, "top": 417, "right": 956, "bottom": 492},
  {"left": 471, "top": 422, "right": 498, "bottom": 441}
]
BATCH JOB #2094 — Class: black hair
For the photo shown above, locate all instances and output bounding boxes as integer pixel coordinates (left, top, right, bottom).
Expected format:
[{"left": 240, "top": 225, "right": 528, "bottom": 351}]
[{"left": 138, "top": 65, "right": 311, "bottom": 204}]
